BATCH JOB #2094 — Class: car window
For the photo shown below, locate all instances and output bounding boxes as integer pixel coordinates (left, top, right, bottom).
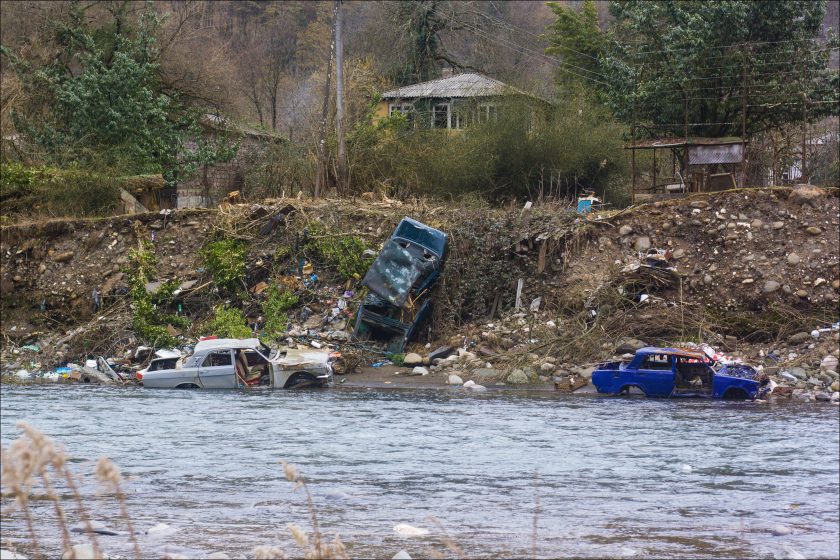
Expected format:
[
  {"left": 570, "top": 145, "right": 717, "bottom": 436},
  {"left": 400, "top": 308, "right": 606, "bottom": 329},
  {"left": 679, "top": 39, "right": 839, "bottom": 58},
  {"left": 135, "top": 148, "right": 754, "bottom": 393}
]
[
  {"left": 202, "top": 351, "right": 232, "bottom": 367},
  {"left": 641, "top": 354, "right": 672, "bottom": 370}
]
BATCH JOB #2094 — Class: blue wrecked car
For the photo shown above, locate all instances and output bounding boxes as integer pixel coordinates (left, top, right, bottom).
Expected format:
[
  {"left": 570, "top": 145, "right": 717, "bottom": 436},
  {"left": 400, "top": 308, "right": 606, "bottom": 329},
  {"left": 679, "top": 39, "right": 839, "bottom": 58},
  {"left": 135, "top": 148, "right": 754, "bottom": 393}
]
[
  {"left": 592, "top": 347, "right": 767, "bottom": 400},
  {"left": 353, "top": 217, "right": 448, "bottom": 352}
]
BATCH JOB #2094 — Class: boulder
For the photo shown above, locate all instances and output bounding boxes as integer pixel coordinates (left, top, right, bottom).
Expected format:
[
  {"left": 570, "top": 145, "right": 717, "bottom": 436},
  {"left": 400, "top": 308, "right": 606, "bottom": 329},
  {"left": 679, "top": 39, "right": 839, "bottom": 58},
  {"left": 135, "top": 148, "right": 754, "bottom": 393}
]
[
  {"left": 506, "top": 369, "right": 529, "bottom": 384},
  {"left": 540, "top": 362, "right": 556, "bottom": 373},
  {"left": 428, "top": 346, "right": 455, "bottom": 361},
  {"left": 820, "top": 355, "right": 838, "bottom": 373},
  {"left": 634, "top": 236, "right": 651, "bottom": 252},
  {"left": 763, "top": 280, "right": 781, "bottom": 293},
  {"left": 410, "top": 366, "right": 429, "bottom": 376},
  {"left": 615, "top": 338, "right": 646, "bottom": 354},
  {"left": 788, "top": 332, "right": 811, "bottom": 344},
  {"left": 472, "top": 368, "right": 498, "bottom": 378},
  {"left": 463, "top": 380, "right": 476, "bottom": 388},
  {"left": 447, "top": 374, "right": 463, "bottom": 385},
  {"left": 403, "top": 353, "right": 423, "bottom": 366}
]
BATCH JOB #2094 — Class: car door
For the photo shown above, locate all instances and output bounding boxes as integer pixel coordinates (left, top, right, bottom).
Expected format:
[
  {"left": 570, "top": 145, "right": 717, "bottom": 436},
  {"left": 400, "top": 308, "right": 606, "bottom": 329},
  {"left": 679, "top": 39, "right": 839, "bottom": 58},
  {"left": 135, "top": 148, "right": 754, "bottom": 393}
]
[
  {"left": 638, "top": 353, "right": 674, "bottom": 396},
  {"left": 198, "top": 350, "right": 237, "bottom": 389}
]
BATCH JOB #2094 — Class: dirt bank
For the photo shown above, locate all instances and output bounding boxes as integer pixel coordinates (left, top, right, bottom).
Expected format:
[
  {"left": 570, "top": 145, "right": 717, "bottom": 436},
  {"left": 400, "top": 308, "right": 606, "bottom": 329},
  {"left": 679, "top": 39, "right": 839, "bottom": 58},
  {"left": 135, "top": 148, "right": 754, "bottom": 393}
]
[{"left": 1, "top": 187, "right": 838, "bottom": 400}]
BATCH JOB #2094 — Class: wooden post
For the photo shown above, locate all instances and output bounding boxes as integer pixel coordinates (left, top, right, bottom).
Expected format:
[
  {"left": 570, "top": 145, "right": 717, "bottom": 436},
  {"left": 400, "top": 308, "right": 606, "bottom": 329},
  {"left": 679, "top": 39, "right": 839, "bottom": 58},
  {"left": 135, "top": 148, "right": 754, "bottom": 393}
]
[
  {"left": 652, "top": 147, "right": 657, "bottom": 194},
  {"left": 631, "top": 124, "right": 636, "bottom": 204}
]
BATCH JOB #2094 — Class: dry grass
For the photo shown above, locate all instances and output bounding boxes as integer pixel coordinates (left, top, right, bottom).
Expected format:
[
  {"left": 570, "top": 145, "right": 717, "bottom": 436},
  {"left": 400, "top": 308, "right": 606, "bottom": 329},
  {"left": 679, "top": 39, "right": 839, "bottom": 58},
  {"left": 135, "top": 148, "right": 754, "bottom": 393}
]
[{"left": 0, "top": 423, "right": 353, "bottom": 560}]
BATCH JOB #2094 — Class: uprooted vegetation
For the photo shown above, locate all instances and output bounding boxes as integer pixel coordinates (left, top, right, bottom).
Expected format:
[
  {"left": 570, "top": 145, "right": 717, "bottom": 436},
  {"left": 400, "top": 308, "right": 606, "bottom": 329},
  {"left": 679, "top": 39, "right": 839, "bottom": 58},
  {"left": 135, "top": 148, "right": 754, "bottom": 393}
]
[{"left": 0, "top": 188, "right": 838, "bottom": 373}]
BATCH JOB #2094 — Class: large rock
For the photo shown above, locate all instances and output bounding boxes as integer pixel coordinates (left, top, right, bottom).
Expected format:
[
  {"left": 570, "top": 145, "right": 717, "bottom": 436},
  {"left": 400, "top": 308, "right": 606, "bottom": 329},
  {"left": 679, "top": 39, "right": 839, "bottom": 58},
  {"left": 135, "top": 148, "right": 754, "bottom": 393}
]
[
  {"left": 786, "top": 253, "right": 801, "bottom": 265},
  {"left": 428, "top": 346, "right": 455, "bottom": 361},
  {"left": 763, "top": 280, "right": 781, "bottom": 293},
  {"left": 789, "top": 367, "right": 808, "bottom": 380},
  {"left": 410, "top": 366, "right": 429, "bottom": 376},
  {"left": 618, "top": 225, "right": 633, "bottom": 236},
  {"left": 506, "top": 369, "right": 529, "bottom": 384},
  {"left": 634, "top": 236, "right": 651, "bottom": 252},
  {"left": 615, "top": 338, "right": 646, "bottom": 354},
  {"left": 472, "top": 367, "right": 498, "bottom": 378},
  {"left": 403, "top": 353, "right": 423, "bottom": 366},
  {"left": 820, "top": 355, "right": 838, "bottom": 373},
  {"left": 788, "top": 332, "right": 811, "bottom": 344},
  {"left": 448, "top": 374, "right": 463, "bottom": 385}
]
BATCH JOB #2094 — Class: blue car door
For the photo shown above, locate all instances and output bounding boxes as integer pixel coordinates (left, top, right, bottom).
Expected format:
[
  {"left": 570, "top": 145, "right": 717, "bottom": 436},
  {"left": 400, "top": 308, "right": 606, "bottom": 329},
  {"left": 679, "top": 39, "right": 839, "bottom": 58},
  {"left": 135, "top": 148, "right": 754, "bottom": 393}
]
[{"left": 637, "top": 353, "right": 675, "bottom": 397}]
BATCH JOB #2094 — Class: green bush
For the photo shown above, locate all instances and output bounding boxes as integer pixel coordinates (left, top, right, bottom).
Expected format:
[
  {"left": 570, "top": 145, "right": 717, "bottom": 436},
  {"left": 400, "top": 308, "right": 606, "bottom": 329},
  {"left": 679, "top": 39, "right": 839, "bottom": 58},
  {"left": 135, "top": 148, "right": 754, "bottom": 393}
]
[
  {"left": 202, "top": 239, "right": 247, "bottom": 293},
  {"left": 304, "top": 221, "right": 375, "bottom": 281},
  {"left": 203, "top": 305, "right": 252, "bottom": 339},
  {"left": 127, "top": 241, "right": 189, "bottom": 347},
  {"left": 262, "top": 285, "right": 299, "bottom": 339},
  {"left": 346, "top": 96, "right": 628, "bottom": 202}
]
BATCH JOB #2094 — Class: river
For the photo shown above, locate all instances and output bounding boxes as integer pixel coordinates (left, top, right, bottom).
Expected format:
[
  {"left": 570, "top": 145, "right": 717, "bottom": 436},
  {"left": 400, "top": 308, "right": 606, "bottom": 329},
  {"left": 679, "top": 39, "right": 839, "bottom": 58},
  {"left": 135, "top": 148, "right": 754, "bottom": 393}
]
[{"left": 1, "top": 385, "right": 838, "bottom": 559}]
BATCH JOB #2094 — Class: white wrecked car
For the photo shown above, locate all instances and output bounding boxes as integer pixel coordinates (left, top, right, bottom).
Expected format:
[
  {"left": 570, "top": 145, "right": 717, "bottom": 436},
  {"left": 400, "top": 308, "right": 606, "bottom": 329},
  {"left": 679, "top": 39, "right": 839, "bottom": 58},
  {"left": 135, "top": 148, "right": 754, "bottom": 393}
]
[{"left": 139, "top": 338, "right": 333, "bottom": 389}]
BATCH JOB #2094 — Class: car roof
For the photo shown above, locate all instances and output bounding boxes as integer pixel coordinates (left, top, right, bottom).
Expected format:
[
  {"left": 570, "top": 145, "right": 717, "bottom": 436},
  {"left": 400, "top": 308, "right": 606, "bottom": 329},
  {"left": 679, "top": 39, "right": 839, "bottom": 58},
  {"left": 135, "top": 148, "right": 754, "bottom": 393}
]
[
  {"left": 193, "top": 338, "right": 262, "bottom": 353},
  {"left": 637, "top": 346, "right": 708, "bottom": 360}
]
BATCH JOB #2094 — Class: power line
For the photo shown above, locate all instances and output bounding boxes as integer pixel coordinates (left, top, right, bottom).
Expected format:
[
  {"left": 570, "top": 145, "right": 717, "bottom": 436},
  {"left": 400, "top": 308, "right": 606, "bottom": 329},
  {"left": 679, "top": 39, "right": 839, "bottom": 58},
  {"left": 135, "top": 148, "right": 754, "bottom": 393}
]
[
  {"left": 431, "top": 7, "right": 609, "bottom": 86},
  {"left": 629, "top": 36, "right": 831, "bottom": 56}
]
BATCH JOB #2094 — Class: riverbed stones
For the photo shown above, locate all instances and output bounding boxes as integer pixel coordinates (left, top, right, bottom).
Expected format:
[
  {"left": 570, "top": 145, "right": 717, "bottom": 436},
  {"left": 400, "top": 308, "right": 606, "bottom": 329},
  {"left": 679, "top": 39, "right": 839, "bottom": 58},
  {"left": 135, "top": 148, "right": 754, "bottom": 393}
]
[
  {"left": 410, "top": 366, "right": 428, "bottom": 376},
  {"left": 805, "top": 226, "right": 822, "bottom": 235},
  {"left": 506, "top": 369, "right": 529, "bottom": 384},
  {"left": 448, "top": 374, "right": 463, "bottom": 385},
  {"left": 540, "top": 362, "right": 555, "bottom": 373},
  {"left": 619, "top": 225, "right": 634, "bottom": 236},
  {"left": 392, "top": 550, "right": 412, "bottom": 560},
  {"left": 831, "top": 381, "right": 840, "bottom": 392},
  {"left": 814, "top": 391, "right": 831, "bottom": 401},
  {"left": 789, "top": 367, "right": 808, "bottom": 380},
  {"left": 53, "top": 251, "right": 75, "bottom": 263},
  {"left": 772, "top": 221, "right": 785, "bottom": 230},
  {"left": 787, "top": 253, "right": 801, "bottom": 265}
]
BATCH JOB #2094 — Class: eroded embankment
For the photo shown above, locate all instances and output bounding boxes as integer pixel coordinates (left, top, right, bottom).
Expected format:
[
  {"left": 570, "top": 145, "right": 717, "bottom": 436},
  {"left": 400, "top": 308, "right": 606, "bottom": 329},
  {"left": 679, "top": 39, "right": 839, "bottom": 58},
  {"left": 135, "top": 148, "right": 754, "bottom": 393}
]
[{"left": 1, "top": 188, "right": 838, "bottom": 396}]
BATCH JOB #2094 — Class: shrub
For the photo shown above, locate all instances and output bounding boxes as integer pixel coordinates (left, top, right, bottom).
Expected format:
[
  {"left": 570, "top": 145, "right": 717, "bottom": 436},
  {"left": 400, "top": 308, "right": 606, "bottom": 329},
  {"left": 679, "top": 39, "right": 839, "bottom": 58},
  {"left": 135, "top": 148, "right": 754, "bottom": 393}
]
[
  {"left": 127, "top": 241, "right": 189, "bottom": 347},
  {"left": 203, "top": 305, "right": 252, "bottom": 339},
  {"left": 202, "top": 239, "right": 247, "bottom": 293},
  {"left": 262, "top": 285, "right": 299, "bottom": 339},
  {"left": 304, "top": 222, "right": 374, "bottom": 281}
]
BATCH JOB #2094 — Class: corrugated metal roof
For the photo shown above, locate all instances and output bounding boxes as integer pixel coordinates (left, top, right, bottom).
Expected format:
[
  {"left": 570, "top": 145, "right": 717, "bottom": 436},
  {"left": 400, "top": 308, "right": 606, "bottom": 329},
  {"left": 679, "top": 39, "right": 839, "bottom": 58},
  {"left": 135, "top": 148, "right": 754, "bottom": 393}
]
[{"left": 381, "top": 73, "right": 519, "bottom": 99}]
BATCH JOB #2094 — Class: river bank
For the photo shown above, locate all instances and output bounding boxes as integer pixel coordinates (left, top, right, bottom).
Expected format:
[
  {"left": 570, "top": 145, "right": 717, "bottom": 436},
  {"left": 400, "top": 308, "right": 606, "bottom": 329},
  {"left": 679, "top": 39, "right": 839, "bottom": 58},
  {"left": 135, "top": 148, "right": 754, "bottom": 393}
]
[{"left": 1, "top": 187, "right": 839, "bottom": 401}]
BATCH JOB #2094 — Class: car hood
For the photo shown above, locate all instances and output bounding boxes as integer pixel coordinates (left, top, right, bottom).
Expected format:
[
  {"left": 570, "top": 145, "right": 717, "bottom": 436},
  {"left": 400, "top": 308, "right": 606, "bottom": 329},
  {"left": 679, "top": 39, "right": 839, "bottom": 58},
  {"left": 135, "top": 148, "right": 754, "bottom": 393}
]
[{"left": 272, "top": 348, "right": 331, "bottom": 368}]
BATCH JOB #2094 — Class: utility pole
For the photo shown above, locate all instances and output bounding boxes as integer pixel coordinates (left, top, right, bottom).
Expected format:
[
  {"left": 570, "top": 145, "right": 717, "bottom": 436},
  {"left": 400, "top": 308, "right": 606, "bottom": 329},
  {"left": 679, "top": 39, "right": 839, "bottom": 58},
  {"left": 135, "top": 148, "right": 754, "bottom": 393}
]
[
  {"left": 314, "top": 4, "right": 337, "bottom": 198},
  {"left": 335, "top": 0, "right": 347, "bottom": 195},
  {"left": 740, "top": 44, "right": 749, "bottom": 187}
]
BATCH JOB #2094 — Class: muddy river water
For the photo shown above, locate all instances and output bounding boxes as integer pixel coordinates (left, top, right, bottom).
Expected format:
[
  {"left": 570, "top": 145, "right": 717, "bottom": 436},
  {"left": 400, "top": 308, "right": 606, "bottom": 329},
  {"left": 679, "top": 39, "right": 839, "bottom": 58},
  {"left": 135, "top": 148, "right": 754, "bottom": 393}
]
[{"left": 1, "top": 385, "right": 838, "bottom": 559}]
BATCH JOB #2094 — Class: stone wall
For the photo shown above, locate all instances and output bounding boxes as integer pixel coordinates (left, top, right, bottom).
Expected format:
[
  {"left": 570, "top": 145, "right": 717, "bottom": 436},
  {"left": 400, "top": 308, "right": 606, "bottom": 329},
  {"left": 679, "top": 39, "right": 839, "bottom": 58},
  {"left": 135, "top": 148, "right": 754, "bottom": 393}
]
[{"left": 176, "top": 134, "right": 265, "bottom": 208}]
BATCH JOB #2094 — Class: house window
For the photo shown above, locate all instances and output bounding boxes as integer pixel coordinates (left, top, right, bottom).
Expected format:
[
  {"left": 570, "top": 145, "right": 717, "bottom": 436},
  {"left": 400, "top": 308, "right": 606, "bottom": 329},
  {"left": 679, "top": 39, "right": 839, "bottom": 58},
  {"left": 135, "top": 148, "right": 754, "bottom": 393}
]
[
  {"left": 432, "top": 103, "right": 450, "bottom": 129},
  {"left": 478, "top": 103, "right": 497, "bottom": 123},
  {"left": 389, "top": 103, "right": 415, "bottom": 126}
]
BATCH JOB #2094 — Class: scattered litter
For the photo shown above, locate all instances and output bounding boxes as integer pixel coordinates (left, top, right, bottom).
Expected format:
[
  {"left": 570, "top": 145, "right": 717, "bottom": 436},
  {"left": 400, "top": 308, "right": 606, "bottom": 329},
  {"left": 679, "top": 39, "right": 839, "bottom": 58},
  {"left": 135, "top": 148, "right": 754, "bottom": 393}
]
[{"left": 393, "top": 524, "right": 429, "bottom": 537}]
